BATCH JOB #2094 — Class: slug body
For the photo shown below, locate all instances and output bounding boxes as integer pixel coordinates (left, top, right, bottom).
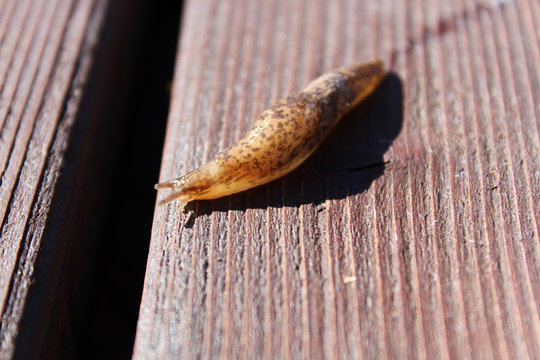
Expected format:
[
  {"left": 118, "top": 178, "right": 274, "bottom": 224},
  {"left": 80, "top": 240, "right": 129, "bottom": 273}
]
[{"left": 156, "top": 61, "right": 386, "bottom": 208}]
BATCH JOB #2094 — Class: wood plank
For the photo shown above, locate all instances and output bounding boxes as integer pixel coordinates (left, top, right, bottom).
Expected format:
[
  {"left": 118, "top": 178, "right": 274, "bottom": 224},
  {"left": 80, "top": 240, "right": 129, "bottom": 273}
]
[
  {"left": 134, "top": 0, "right": 540, "bottom": 358},
  {"left": 0, "top": 2, "right": 106, "bottom": 356},
  {"left": 0, "top": 0, "right": 106, "bottom": 359},
  {"left": 0, "top": 0, "right": 160, "bottom": 358}
]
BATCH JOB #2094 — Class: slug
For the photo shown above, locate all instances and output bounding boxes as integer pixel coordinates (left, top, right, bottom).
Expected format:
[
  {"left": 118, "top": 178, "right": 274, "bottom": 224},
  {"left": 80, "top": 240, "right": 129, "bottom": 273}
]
[{"left": 156, "top": 60, "right": 386, "bottom": 209}]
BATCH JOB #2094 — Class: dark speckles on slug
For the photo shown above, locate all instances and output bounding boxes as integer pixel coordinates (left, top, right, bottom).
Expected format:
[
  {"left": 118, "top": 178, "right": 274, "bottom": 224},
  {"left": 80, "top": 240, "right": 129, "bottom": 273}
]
[{"left": 155, "top": 60, "right": 386, "bottom": 211}]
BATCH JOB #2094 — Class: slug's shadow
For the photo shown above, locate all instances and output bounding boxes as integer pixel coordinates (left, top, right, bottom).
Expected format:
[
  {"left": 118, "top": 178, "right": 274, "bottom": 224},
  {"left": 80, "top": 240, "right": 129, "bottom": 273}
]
[{"left": 186, "top": 72, "right": 403, "bottom": 220}]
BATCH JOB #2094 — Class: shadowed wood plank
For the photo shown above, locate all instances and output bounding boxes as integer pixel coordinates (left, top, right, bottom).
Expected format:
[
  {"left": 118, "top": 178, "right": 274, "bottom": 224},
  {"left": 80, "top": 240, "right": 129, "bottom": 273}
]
[
  {"left": 134, "top": 0, "right": 540, "bottom": 358},
  {"left": 0, "top": 0, "right": 165, "bottom": 358},
  {"left": 0, "top": 1, "right": 103, "bottom": 353}
]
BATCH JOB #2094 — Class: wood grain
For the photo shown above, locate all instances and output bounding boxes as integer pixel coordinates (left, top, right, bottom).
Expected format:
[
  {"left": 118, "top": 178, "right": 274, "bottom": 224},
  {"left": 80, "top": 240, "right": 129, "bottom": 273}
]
[
  {"left": 0, "top": 0, "right": 106, "bottom": 356},
  {"left": 134, "top": 0, "right": 540, "bottom": 358},
  {"left": 0, "top": 0, "right": 154, "bottom": 358}
]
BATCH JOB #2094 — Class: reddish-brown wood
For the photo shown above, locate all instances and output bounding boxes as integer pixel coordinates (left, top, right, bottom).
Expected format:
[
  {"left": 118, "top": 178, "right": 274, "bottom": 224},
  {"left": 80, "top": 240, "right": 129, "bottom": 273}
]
[
  {"left": 0, "top": 2, "right": 108, "bottom": 357},
  {"left": 135, "top": 0, "right": 540, "bottom": 358},
  {"left": 0, "top": 0, "right": 162, "bottom": 358}
]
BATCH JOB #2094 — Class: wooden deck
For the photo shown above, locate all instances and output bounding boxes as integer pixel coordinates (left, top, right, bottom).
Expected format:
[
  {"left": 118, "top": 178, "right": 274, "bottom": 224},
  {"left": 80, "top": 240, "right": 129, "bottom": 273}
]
[{"left": 1, "top": 0, "right": 540, "bottom": 359}]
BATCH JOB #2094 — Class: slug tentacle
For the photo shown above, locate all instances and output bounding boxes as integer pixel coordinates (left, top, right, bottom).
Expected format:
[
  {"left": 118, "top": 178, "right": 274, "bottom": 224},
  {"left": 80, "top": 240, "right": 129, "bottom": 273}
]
[{"left": 156, "top": 60, "right": 386, "bottom": 210}]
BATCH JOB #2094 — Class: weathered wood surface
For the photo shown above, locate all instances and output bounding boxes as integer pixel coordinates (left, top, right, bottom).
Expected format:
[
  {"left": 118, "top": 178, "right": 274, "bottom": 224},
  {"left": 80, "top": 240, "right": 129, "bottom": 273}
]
[
  {"left": 0, "top": 1, "right": 109, "bottom": 357},
  {"left": 0, "top": 0, "right": 160, "bottom": 358},
  {"left": 135, "top": 0, "right": 540, "bottom": 358}
]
